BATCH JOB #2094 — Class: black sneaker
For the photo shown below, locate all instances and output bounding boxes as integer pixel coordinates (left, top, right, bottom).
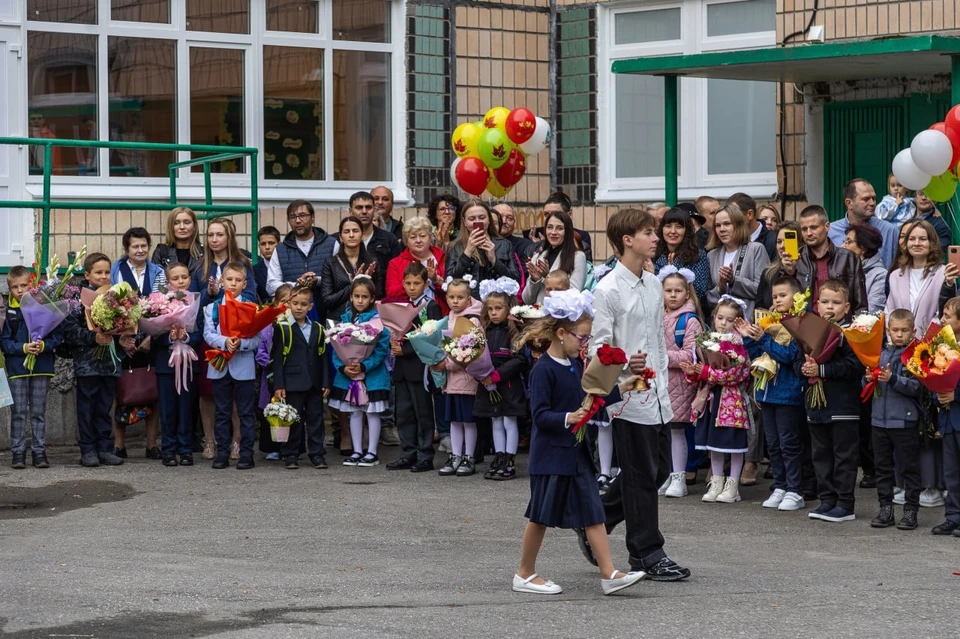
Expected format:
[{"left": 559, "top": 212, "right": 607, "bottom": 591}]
[
  {"left": 236, "top": 457, "right": 255, "bottom": 470},
  {"left": 859, "top": 474, "right": 877, "bottom": 489},
  {"left": 870, "top": 504, "right": 895, "bottom": 528},
  {"left": 179, "top": 455, "right": 194, "bottom": 466},
  {"left": 387, "top": 456, "right": 416, "bottom": 470},
  {"left": 820, "top": 506, "right": 856, "bottom": 523},
  {"left": 644, "top": 557, "right": 691, "bottom": 582},
  {"left": 897, "top": 509, "right": 918, "bottom": 530},
  {"left": 285, "top": 458, "right": 299, "bottom": 470},
  {"left": 145, "top": 447, "right": 162, "bottom": 460},
  {"left": 310, "top": 455, "right": 328, "bottom": 469},
  {"left": 212, "top": 456, "right": 229, "bottom": 469},
  {"left": 931, "top": 520, "right": 960, "bottom": 535},
  {"left": 410, "top": 460, "right": 434, "bottom": 473},
  {"left": 162, "top": 455, "right": 179, "bottom": 467},
  {"left": 98, "top": 451, "right": 124, "bottom": 466},
  {"left": 11, "top": 453, "right": 26, "bottom": 470},
  {"left": 114, "top": 447, "right": 128, "bottom": 459},
  {"left": 32, "top": 452, "right": 49, "bottom": 468},
  {"left": 80, "top": 451, "right": 100, "bottom": 467},
  {"left": 574, "top": 528, "right": 598, "bottom": 567},
  {"left": 808, "top": 501, "right": 835, "bottom": 520}
]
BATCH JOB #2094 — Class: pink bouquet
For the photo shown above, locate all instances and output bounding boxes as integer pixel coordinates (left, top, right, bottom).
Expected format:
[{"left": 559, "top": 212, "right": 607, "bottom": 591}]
[
  {"left": 375, "top": 300, "right": 426, "bottom": 339},
  {"left": 442, "top": 317, "right": 497, "bottom": 394},
  {"left": 139, "top": 289, "right": 201, "bottom": 394},
  {"left": 326, "top": 318, "right": 384, "bottom": 406}
]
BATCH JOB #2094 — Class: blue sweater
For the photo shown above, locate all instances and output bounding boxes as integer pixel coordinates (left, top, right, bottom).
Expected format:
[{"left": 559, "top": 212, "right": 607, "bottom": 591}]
[
  {"left": 330, "top": 309, "right": 392, "bottom": 393},
  {"left": 745, "top": 332, "right": 803, "bottom": 407}
]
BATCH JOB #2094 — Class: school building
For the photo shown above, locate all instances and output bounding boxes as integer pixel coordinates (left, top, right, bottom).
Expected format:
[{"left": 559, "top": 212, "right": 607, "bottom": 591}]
[{"left": 0, "top": 0, "right": 958, "bottom": 269}]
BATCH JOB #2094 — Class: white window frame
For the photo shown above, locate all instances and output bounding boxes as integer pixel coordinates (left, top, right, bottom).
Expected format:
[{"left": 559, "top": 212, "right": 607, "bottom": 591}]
[
  {"left": 597, "top": 0, "right": 778, "bottom": 203},
  {"left": 18, "top": 0, "right": 410, "bottom": 205}
]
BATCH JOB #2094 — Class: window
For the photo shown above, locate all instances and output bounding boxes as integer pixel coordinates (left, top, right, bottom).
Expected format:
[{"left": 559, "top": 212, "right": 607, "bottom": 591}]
[
  {"left": 600, "top": 0, "right": 777, "bottom": 201},
  {"left": 24, "top": 0, "right": 403, "bottom": 195}
]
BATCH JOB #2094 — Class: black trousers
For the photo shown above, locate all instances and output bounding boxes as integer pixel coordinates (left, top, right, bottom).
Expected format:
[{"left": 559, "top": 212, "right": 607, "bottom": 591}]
[
  {"left": 859, "top": 400, "right": 875, "bottom": 477},
  {"left": 872, "top": 426, "right": 921, "bottom": 510},
  {"left": 395, "top": 379, "right": 435, "bottom": 463},
  {"left": 809, "top": 420, "right": 859, "bottom": 510},
  {"left": 603, "top": 419, "right": 670, "bottom": 570},
  {"left": 76, "top": 375, "right": 117, "bottom": 454},
  {"left": 282, "top": 389, "right": 326, "bottom": 460},
  {"left": 798, "top": 416, "right": 818, "bottom": 494},
  {"left": 212, "top": 375, "right": 256, "bottom": 460}
]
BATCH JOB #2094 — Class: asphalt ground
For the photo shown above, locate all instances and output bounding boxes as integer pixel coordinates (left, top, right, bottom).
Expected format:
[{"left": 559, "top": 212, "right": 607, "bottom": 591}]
[{"left": 1, "top": 445, "right": 958, "bottom": 638}]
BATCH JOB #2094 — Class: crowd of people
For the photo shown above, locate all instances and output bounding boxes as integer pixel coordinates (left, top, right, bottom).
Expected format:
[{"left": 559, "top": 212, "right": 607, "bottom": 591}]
[{"left": 5, "top": 175, "right": 960, "bottom": 592}]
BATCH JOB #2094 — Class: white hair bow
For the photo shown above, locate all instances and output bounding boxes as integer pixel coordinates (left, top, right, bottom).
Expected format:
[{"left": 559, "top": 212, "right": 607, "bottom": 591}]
[
  {"left": 442, "top": 274, "right": 478, "bottom": 292},
  {"left": 543, "top": 289, "right": 595, "bottom": 321},
  {"left": 657, "top": 265, "right": 696, "bottom": 284},
  {"left": 718, "top": 294, "right": 748, "bottom": 318},
  {"left": 479, "top": 276, "right": 520, "bottom": 301}
]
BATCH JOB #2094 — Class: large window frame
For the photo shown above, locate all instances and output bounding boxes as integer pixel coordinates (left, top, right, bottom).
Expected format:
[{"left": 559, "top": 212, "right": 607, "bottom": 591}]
[
  {"left": 597, "top": 0, "right": 778, "bottom": 203},
  {"left": 19, "top": 0, "right": 408, "bottom": 204}
]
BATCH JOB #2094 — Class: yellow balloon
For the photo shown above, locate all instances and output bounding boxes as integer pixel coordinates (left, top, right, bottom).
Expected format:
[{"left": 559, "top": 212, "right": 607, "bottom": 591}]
[
  {"left": 486, "top": 176, "right": 511, "bottom": 199},
  {"left": 483, "top": 106, "right": 510, "bottom": 133},
  {"left": 451, "top": 122, "right": 482, "bottom": 159}
]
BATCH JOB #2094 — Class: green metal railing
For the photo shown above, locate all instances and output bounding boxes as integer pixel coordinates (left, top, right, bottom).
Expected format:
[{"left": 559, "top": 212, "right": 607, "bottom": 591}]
[{"left": 0, "top": 137, "right": 260, "bottom": 267}]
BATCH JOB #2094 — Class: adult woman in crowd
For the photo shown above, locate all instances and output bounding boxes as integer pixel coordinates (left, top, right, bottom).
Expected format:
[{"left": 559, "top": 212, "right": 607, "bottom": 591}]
[
  {"left": 445, "top": 199, "right": 521, "bottom": 297},
  {"left": 152, "top": 206, "right": 203, "bottom": 274},
  {"left": 758, "top": 204, "right": 781, "bottom": 233},
  {"left": 427, "top": 194, "right": 462, "bottom": 252},
  {"left": 110, "top": 227, "right": 166, "bottom": 460},
  {"left": 885, "top": 219, "right": 950, "bottom": 335},
  {"left": 757, "top": 221, "right": 800, "bottom": 311},
  {"left": 385, "top": 216, "right": 448, "bottom": 314},
  {"left": 841, "top": 224, "right": 886, "bottom": 313},
  {"left": 522, "top": 209, "right": 586, "bottom": 303},
  {"left": 653, "top": 207, "right": 709, "bottom": 308},
  {"left": 706, "top": 203, "right": 770, "bottom": 319},
  {"left": 320, "top": 216, "right": 381, "bottom": 321}
]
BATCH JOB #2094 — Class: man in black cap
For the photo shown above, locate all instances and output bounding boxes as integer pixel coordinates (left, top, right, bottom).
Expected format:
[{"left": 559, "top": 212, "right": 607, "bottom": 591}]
[{"left": 678, "top": 202, "right": 709, "bottom": 248}]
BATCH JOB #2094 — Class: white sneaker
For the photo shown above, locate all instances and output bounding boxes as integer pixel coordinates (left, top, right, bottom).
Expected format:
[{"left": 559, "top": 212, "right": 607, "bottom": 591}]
[
  {"left": 702, "top": 475, "right": 725, "bottom": 502},
  {"left": 716, "top": 477, "right": 741, "bottom": 503},
  {"left": 658, "top": 476, "right": 670, "bottom": 496},
  {"left": 601, "top": 570, "right": 645, "bottom": 595},
  {"left": 763, "top": 488, "right": 786, "bottom": 508},
  {"left": 665, "top": 472, "right": 688, "bottom": 498},
  {"left": 512, "top": 573, "right": 562, "bottom": 595},
  {"left": 920, "top": 488, "right": 945, "bottom": 508},
  {"left": 893, "top": 487, "right": 905, "bottom": 505},
  {"left": 778, "top": 492, "right": 806, "bottom": 511}
]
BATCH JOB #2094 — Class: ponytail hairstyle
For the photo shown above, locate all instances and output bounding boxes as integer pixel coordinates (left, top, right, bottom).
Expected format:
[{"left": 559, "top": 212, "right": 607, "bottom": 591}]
[
  {"left": 481, "top": 291, "right": 519, "bottom": 344},
  {"left": 660, "top": 270, "right": 704, "bottom": 322},
  {"left": 348, "top": 275, "right": 377, "bottom": 318}
]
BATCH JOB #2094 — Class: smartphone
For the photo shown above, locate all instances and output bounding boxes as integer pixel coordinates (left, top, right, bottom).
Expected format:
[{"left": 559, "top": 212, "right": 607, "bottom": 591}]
[
  {"left": 950, "top": 246, "right": 960, "bottom": 269},
  {"left": 783, "top": 230, "right": 799, "bottom": 261},
  {"left": 472, "top": 221, "right": 485, "bottom": 232}
]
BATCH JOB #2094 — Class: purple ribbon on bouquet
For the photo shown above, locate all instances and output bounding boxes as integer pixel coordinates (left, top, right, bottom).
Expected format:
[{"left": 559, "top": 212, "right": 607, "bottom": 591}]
[
  {"left": 347, "top": 378, "right": 369, "bottom": 406},
  {"left": 169, "top": 341, "right": 198, "bottom": 395}
]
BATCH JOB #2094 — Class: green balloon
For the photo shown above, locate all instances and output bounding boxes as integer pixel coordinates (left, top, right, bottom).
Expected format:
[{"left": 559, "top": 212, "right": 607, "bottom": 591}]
[
  {"left": 924, "top": 171, "right": 959, "bottom": 202},
  {"left": 477, "top": 128, "right": 513, "bottom": 169}
]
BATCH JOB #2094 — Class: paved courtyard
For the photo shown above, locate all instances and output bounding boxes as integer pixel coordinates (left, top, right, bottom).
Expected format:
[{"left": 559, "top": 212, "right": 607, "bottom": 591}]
[{"left": 1, "top": 445, "right": 958, "bottom": 638}]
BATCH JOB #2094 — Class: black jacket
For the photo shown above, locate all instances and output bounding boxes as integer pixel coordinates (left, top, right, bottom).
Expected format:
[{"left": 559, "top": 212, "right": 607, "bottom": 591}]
[
  {"left": 334, "top": 227, "right": 400, "bottom": 283},
  {"left": 392, "top": 300, "right": 444, "bottom": 383},
  {"left": 794, "top": 243, "right": 868, "bottom": 315},
  {"left": 270, "top": 320, "right": 329, "bottom": 393},
  {"left": 472, "top": 322, "right": 528, "bottom": 418},
  {"left": 793, "top": 329, "right": 861, "bottom": 424},
  {"left": 445, "top": 236, "right": 522, "bottom": 298},
  {"left": 754, "top": 224, "right": 778, "bottom": 261},
  {"left": 319, "top": 254, "right": 383, "bottom": 322},
  {"left": 152, "top": 242, "right": 204, "bottom": 275}
]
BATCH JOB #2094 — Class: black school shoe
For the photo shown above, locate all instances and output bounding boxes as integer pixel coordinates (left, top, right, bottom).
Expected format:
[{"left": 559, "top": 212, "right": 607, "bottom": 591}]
[
  {"left": 11, "top": 453, "right": 26, "bottom": 469},
  {"left": 897, "top": 509, "right": 918, "bottom": 530},
  {"left": 387, "top": 456, "right": 416, "bottom": 470},
  {"left": 410, "top": 460, "right": 434, "bottom": 473},
  {"left": 870, "top": 504, "right": 895, "bottom": 528},
  {"left": 32, "top": 452, "right": 50, "bottom": 468},
  {"left": 145, "top": 447, "right": 162, "bottom": 460},
  {"left": 285, "top": 458, "right": 299, "bottom": 470},
  {"left": 643, "top": 557, "right": 691, "bottom": 582},
  {"left": 236, "top": 457, "right": 255, "bottom": 470},
  {"left": 114, "top": 447, "right": 128, "bottom": 459},
  {"left": 309, "top": 455, "right": 328, "bottom": 469},
  {"left": 574, "top": 528, "right": 599, "bottom": 567},
  {"left": 179, "top": 455, "right": 194, "bottom": 466},
  {"left": 931, "top": 520, "right": 960, "bottom": 535},
  {"left": 162, "top": 455, "right": 179, "bottom": 467},
  {"left": 212, "top": 456, "right": 229, "bottom": 469},
  {"left": 859, "top": 474, "right": 877, "bottom": 489}
]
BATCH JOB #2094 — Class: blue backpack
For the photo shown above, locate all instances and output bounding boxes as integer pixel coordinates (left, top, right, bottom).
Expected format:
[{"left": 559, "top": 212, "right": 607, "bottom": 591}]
[{"left": 674, "top": 312, "right": 700, "bottom": 348}]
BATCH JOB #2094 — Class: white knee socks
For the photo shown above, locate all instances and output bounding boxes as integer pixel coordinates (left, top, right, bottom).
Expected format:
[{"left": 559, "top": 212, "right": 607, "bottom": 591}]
[
  {"left": 671, "top": 429, "right": 687, "bottom": 473},
  {"left": 729, "top": 453, "right": 744, "bottom": 480},
  {"left": 492, "top": 417, "right": 506, "bottom": 453},
  {"left": 492, "top": 416, "right": 519, "bottom": 455},
  {"left": 710, "top": 451, "right": 725, "bottom": 477},
  {"left": 349, "top": 412, "right": 383, "bottom": 455}
]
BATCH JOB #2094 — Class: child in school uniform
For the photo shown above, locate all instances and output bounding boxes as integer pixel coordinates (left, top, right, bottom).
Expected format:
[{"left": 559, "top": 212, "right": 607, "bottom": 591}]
[
  {"left": 329, "top": 276, "right": 392, "bottom": 468},
  {"left": 256, "top": 284, "right": 292, "bottom": 461},
  {"left": 796, "top": 279, "right": 862, "bottom": 523},
  {"left": 203, "top": 261, "right": 261, "bottom": 470},
  {"left": 1, "top": 265, "right": 64, "bottom": 469},
  {"left": 476, "top": 277, "right": 528, "bottom": 481},
  {"left": 386, "top": 262, "right": 443, "bottom": 473},
  {"left": 511, "top": 289, "right": 643, "bottom": 596},
  {"left": 154, "top": 263, "right": 203, "bottom": 467},
  {"left": 866, "top": 308, "right": 923, "bottom": 530},
  {"left": 272, "top": 286, "right": 330, "bottom": 470},
  {"left": 63, "top": 252, "right": 125, "bottom": 467},
  {"left": 931, "top": 297, "right": 960, "bottom": 537}
]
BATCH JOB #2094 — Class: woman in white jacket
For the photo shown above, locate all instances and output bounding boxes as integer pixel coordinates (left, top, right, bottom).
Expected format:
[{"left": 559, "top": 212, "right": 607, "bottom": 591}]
[{"left": 522, "top": 209, "right": 587, "bottom": 303}]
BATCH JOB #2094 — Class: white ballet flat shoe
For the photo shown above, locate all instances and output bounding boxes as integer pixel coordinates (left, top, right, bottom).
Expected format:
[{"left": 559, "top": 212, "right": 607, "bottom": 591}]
[
  {"left": 601, "top": 570, "right": 646, "bottom": 595},
  {"left": 512, "top": 573, "right": 563, "bottom": 595}
]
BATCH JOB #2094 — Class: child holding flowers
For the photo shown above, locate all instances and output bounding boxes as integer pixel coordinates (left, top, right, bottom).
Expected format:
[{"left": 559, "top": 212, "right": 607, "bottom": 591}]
[
  {"left": 925, "top": 297, "right": 960, "bottom": 537},
  {"left": 328, "top": 276, "right": 391, "bottom": 468},
  {"left": 511, "top": 289, "right": 643, "bottom": 597}
]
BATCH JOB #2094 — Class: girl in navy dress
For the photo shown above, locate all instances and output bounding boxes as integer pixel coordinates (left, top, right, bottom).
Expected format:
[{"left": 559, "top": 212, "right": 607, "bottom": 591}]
[{"left": 511, "top": 289, "right": 644, "bottom": 596}]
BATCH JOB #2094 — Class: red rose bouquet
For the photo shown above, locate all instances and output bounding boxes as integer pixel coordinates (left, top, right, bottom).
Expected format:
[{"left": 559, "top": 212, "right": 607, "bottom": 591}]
[{"left": 572, "top": 344, "right": 628, "bottom": 441}]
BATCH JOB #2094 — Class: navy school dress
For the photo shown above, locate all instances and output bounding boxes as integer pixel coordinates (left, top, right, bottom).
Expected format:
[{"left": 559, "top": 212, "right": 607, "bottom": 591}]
[
  {"left": 525, "top": 354, "right": 623, "bottom": 529},
  {"left": 694, "top": 387, "right": 749, "bottom": 454}
]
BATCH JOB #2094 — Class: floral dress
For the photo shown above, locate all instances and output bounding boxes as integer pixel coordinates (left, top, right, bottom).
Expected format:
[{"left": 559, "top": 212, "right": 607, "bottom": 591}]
[{"left": 692, "top": 353, "right": 753, "bottom": 454}]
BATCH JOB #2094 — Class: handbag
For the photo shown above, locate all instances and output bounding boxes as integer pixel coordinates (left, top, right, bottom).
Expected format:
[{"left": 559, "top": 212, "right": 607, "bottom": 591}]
[{"left": 116, "top": 365, "right": 159, "bottom": 406}]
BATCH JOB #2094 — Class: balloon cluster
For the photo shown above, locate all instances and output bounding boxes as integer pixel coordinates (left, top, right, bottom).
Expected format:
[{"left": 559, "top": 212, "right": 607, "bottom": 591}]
[
  {"left": 450, "top": 106, "right": 551, "bottom": 198},
  {"left": 892, "top": 105, "right": 960, "bottom": 202}
]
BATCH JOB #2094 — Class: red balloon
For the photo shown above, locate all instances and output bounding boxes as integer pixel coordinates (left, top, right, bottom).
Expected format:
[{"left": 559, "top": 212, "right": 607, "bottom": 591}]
[
  {"left": 505, "top": 107, "right": 537, "bottom": 145},
  {"left": 945, "top": 105, "right": 960, "bottom": 139},
  {"left": 494, "top": 148, "right": 527, "bottom": 188},
  {"left": 455, "top": 157, "right": 491, "bottom": 197},
  {"left": 930, "top": 121, "right": 960, "bottom": 169}
]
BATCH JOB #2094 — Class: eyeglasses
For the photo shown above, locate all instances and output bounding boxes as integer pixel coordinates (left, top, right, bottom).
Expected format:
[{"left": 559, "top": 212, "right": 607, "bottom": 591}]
[
  {"left": 567, "top": 331, "right": 592, "bottom": 346},
  {"left": 288, "top": 213, "right": 311, "bottom": 222}
]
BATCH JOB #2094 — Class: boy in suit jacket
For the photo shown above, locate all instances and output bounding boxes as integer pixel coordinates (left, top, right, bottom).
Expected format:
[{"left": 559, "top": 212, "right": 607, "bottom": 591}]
[{"left": 272, "top": 287, "right": 330, "bottom": 469}]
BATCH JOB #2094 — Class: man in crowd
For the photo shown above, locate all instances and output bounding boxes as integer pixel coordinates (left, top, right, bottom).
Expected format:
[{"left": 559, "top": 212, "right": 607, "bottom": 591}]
[
  {"left": 526, "top": 192, "right": 593, "bottom": 262},
  {"left": 827, "top": 178, "right": 899, "bottom": 269},
  {"left": 494, "top": 203, "right": 535, "bottom": 261},
  {"left": 781, "top": 204, "right": 867, "bottom": 314},
  {"left": 372, "top": 185, "right": 404, "bottom": 240},
  {"left": 267, "top": 200, "right": 337, "bottom": 311},
  {"left": 348, "top": 191, "right": 402, "bottom": 278},
  {"left": 727, "top": 192, "right": 777, "bottom": 260},
  {"left": 915, "top": 188, "right": 953, "bottom": 255},
  {"left": 694, "top": 195, "right": 719, "bottom": 248},
  {"left": 648, "top": 202, "right": 669, "bottom": 224}
]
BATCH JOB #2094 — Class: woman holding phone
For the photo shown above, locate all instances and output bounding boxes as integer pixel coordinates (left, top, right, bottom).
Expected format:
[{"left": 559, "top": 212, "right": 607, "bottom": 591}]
[
  {"left": 521, "top": 209, "right": 586, "bottom": 303},
  {"left": 445, "top": 199, "right": 521, "bottom": 298},
  {"left": 757, "top": 222, "right": 800, "bottom": 311}
]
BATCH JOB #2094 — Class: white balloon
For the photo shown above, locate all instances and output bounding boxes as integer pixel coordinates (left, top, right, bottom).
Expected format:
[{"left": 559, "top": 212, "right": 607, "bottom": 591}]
[
  {"left": 891, "top": 148, "right": 932, "bottom": 191},
  {"left": 911, "top": 129, "right": 954, "bottom": 176},
  {"left": 519, "top": 117, "right": 551, "bottom": 155},
  {"left": 450, "top": 157, "right": 463, "bottom": 191}
]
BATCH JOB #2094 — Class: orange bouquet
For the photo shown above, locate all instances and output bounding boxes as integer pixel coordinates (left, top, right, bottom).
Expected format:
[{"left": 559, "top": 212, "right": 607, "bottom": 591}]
[
  {"left": 205, "top": 291, "right": 288, "bottom": 371},
  {"left": 842, "top": 312, "right": 885, "bottom": 402}
]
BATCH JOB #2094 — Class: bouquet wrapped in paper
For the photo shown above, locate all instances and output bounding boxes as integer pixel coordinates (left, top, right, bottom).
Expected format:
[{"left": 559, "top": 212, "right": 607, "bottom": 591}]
[
  {"left": 509, "top": 304, "right": 545, "bottom": 325},
  {"left": 139, "top": 289, "right": 201, "bottom": 394},
  {"left": 779, "top": 294, "right": 842, "bottom": 409},
  {"left": 375, "top": 300, "right": 426, "bottom": 339},
  {"left": 902, "top": 322, "right": 960, "bottom": 397},
  {"left": 81, "top": 282, "right": 143, "bottom": 370},
  {"left": 19, "top": 293, "right": 69, "bottom": 373},
  {"left": 405, "top": 317, "right": 448, "bottom": 388},
  {"left": 205, "top": 291, "right": 288, "bottom": 372},
  {"left": 326, "top": 317, "right": 384, "bottom": 406},
  {"left": 441, "top": 317, "right": 497, "bottom": 394},
  {"left": 571, "top": 344, "right": 628, "bottom": 441},
  {"left": 843, "top": 311, "right": 885, "bottom": 402},
  {"left": 263, "top": 398, "right": 299, "bottom": 442},
  {"left": 696, "top": 332, "right": 748, "bottom": 370},
  {"left": 751, "top": 291, "right": 808, "bottom": 392}
]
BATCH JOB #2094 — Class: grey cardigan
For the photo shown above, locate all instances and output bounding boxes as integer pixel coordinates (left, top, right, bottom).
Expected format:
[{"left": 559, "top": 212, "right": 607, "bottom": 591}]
[
  {"left": 706, "top": 242, "right": 770, "bottom": 319},
  {"left": 862, "top": 253, "right": 887, "bottom": 314}
]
